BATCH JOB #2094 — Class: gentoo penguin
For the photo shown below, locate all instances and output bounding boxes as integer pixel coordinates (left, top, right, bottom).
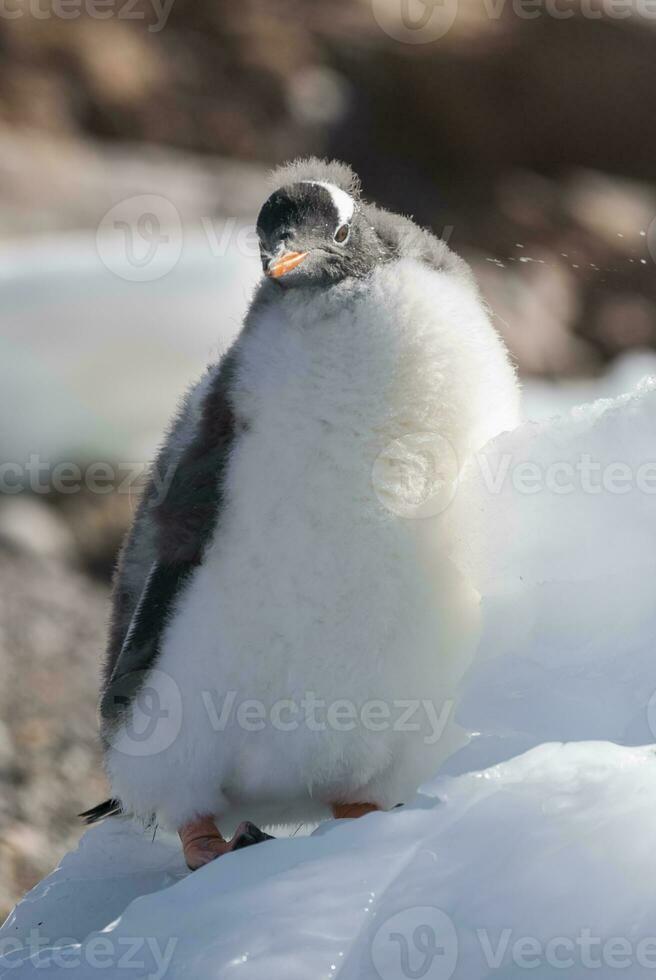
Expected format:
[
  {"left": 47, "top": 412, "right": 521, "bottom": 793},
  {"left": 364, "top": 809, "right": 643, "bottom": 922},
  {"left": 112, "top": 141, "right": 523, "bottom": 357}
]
[{"left": 82, "top": 158, "right": 519, "bottom": 870}]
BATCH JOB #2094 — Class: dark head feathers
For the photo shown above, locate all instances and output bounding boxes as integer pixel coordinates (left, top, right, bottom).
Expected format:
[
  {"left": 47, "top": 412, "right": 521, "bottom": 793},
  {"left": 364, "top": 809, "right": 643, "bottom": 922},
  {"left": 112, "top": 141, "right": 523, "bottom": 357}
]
[
  {"left": 268, "top": 157, "right": 361, "bottom": 199},
  {"left": 266, "top": 157, "right": 472, "bottom": 285}
]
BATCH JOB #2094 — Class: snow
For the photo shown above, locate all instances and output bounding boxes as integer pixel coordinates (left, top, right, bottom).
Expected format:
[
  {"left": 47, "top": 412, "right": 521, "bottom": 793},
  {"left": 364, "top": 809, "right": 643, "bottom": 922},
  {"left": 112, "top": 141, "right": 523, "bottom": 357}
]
[
  {"left": 5, "top": 745, "right": 656, "bottom": 978},
  {"left": 3, "top": 369, "right": 656, "bottom": 978},
  {"left": 444, "top": 372, "right": 656, "bottom": 776},
  {"left": 521, "top": 349, "right": 656, "bottom": 422}
]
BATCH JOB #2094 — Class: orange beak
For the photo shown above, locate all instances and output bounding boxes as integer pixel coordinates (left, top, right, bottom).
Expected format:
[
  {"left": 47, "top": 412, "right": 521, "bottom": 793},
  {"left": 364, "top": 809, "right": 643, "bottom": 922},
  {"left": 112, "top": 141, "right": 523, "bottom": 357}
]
[{"left": 265, "top": 250, "right": 309, "bottom": 279}]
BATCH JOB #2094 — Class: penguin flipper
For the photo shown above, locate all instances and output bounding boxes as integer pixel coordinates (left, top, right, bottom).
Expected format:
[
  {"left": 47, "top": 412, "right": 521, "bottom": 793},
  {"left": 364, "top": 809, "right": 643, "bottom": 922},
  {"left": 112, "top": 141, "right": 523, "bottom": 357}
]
[
  {"left": 100, "top": 348, "right": 240, "bottom": 727},
  {"left": 102, "top": 347, "right": 239, "bottom": 691},
  {"left": 100, "top": 558, "right": 195, "bottom": 725}
]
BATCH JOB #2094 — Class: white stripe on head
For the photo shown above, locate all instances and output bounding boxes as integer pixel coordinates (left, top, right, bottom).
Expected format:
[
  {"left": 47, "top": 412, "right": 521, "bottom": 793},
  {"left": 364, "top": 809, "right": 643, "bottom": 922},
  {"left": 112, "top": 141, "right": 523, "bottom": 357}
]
[{"left": 302, "top": 181, "right": 355, "bottom": 226}]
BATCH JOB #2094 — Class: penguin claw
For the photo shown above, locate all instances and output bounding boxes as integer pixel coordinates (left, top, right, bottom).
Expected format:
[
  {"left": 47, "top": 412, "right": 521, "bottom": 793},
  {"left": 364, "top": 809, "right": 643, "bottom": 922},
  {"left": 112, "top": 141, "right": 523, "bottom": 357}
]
[{"left": 231, "top": 821, "right": 275, "bottom": 851}]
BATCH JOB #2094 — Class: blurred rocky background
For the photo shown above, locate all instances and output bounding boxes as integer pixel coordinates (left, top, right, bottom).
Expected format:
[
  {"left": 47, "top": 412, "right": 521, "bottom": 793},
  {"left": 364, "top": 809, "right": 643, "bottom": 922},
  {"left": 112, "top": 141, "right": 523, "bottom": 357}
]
[{"left": 1, "top": 0, "right": 656, "bottom": 919}]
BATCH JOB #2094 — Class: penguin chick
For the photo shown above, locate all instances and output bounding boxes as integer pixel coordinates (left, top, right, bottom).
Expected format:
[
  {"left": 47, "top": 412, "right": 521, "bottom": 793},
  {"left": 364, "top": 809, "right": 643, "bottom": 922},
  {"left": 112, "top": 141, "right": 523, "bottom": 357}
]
[{"left": 82, "top": 158, "right": 520, "bottom": 870}]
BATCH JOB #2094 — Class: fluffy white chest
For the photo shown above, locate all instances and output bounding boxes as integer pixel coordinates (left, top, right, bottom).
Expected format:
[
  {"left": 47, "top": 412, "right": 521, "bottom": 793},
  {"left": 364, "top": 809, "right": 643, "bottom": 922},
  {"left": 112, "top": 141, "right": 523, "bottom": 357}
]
[
  {"left": 163, "top": 262, "right": 477, "bottom": 702},
  {"left": 107, "top": 259, "right": 519, "bottom": 827}
]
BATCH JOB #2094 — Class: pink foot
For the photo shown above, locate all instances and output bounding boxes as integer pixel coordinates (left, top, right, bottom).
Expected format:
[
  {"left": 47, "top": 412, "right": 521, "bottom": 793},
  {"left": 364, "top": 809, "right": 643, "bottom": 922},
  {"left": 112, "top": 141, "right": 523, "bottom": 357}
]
[
  {"left": 179, "top": 816, "right": 274, "bottom": 870},
  {"left": 331, "top": 802, "right": 381, "bottom": 820}
]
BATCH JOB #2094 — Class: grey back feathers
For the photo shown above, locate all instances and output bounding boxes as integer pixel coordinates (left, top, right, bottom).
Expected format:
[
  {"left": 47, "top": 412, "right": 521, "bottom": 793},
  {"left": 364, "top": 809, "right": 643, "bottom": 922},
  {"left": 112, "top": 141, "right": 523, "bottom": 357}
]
[{"left": 363, "top": 202, "right": 474, "bottom": 283}]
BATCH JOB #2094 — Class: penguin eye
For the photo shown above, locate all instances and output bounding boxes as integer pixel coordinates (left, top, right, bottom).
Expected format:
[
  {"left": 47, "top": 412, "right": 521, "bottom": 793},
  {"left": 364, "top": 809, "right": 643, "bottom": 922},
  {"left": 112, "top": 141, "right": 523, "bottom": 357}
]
[{"left": 334, "top": 223, "right": 350, "bottom": 245}]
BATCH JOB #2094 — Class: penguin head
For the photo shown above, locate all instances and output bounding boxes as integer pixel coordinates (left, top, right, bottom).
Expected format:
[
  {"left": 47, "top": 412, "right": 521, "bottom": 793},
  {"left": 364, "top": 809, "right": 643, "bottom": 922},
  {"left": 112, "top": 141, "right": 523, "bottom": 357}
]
[{"left": 256, "top": 179, "right": 385, "bottom": 288}]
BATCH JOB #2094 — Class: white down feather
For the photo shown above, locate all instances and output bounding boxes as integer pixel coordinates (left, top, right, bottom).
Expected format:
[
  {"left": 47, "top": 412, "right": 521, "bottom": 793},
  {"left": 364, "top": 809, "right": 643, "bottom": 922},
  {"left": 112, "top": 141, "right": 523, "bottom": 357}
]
[{"left": 106, "top": 258, "right": 520, "bottom": 831}]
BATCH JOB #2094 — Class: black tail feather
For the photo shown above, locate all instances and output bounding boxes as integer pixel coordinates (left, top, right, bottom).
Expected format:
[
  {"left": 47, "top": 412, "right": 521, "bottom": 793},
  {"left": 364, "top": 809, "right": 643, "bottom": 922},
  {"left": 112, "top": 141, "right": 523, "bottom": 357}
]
[{"left": 79, "top": 798, "right": 122, "bottom": 824}]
